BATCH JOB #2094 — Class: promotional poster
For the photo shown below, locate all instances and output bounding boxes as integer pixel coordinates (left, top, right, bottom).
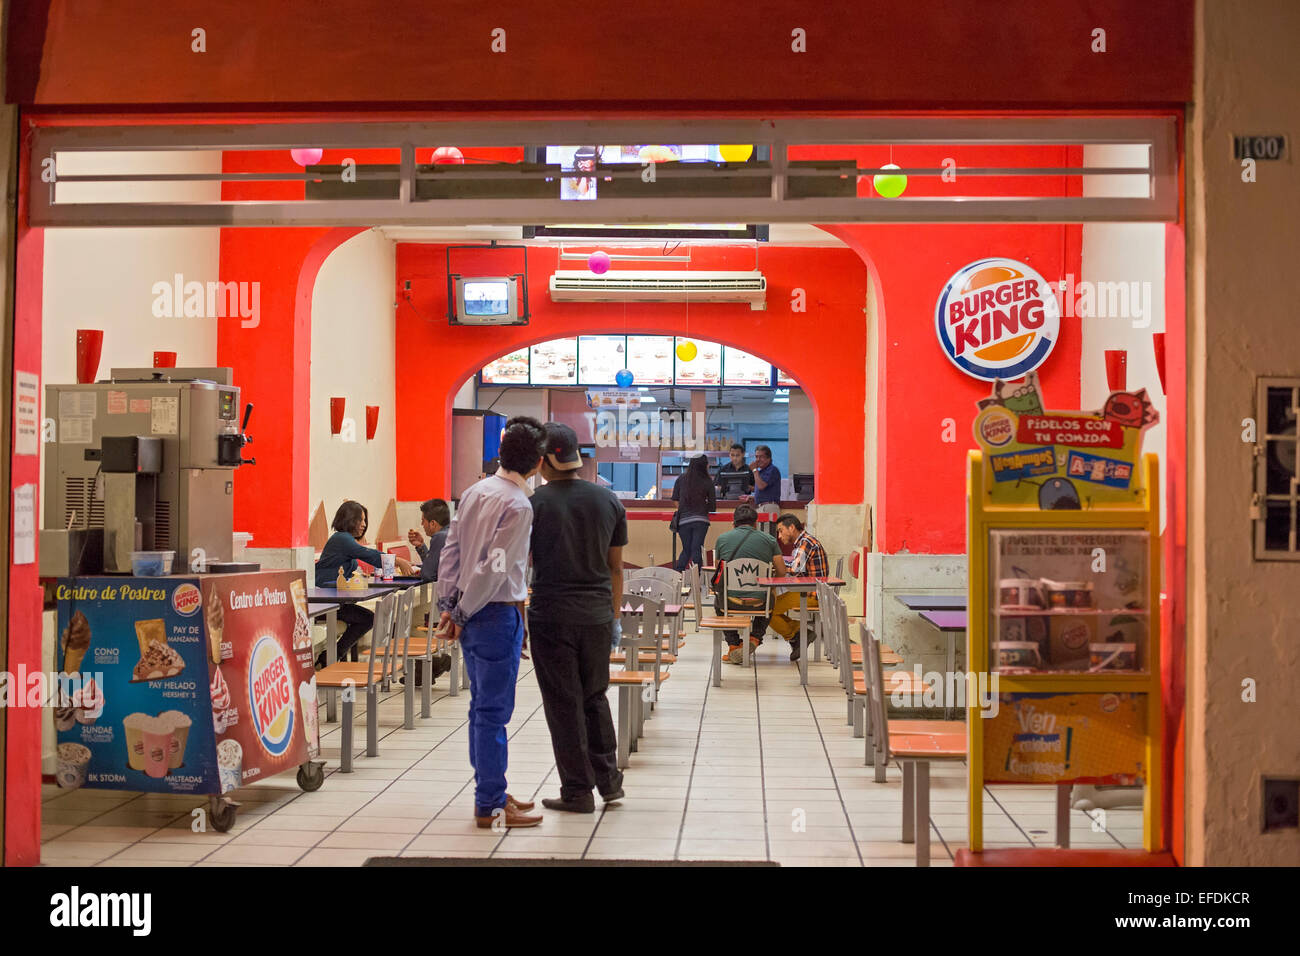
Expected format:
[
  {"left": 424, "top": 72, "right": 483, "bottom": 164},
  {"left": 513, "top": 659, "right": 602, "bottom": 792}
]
[
  {"left": 982, "top": 691, "right": 1147, "bottom": 785},
  {"left": 54, "top": 570, "right": 318, "bottom": 796}
]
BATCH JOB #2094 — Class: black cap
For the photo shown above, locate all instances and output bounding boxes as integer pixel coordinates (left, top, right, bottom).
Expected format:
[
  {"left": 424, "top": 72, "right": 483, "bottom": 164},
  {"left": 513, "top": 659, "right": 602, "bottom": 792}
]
[{"left": 543, "top": 422, "right": 583, "bottom": 471}]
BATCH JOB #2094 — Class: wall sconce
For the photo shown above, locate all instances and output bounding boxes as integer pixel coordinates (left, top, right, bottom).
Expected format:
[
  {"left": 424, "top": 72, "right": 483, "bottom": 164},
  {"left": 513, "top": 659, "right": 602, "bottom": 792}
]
[
  {"left": 1152, "top": 333, "right": 1167, "bottom": 392},
  {"left": 1104, "top": 349, "right": 1128, "bottom": 392},
  {"left": 365, "top": 405, "right": 379, "bottom": 442},
  {"left": 330, "top": 397, "right": 346, "bottom": 436}
]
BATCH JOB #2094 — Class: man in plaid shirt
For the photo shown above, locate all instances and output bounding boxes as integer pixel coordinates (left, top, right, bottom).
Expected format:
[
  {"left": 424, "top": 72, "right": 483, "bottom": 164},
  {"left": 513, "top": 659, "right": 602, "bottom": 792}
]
[{"left": 771, "top": 515, "right": 830, "bottom": 661}]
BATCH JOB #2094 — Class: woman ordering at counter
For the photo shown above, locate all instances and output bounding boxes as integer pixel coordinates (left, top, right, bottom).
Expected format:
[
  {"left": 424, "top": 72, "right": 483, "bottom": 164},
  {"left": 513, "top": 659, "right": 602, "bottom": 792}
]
[
  {"left": 314, "top": 500, "right": 413, "bottom": 667},
  {"left": 672, "top": 454, "right": 715, "bottom": 571}
]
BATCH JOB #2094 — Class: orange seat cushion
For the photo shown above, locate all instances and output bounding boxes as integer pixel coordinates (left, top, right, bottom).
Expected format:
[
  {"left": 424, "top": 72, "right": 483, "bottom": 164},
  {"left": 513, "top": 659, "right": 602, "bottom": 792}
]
[
  {"left": 889, "top": 731, "right": 966, "bottom": 758},
  {"left": 954, "top": 849, "right": 1177, "bottom": 867},
  {"left": 609, "top": 670, "right": 670, "bottom": 684}
]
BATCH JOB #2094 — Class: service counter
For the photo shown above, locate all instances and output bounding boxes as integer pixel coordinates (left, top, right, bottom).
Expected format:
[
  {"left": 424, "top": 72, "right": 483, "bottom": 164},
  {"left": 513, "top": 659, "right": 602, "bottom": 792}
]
[{"left": 620, "top": 499, "right": 806, "bottom": 568}]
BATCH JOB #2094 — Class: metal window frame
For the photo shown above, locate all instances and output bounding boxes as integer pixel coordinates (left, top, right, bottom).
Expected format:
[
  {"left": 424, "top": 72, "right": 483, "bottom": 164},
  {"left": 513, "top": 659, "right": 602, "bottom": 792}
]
[
  {"left": 29, "top": 116, "right": 1178, "bottom": 227},
  {"left": 1254, "top": 376, "right": 1300, "bottom": 561}
]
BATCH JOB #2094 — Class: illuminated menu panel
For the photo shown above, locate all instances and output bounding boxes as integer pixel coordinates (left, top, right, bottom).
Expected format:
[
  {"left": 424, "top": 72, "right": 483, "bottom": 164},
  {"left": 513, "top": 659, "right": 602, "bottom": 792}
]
[
  {"left": 529, "top": 338, "right": 578, "bottom": 386},
  {"left": 626, "top": 336, "right": 675, "bottom": 386},
  {"left": 674, "top": 338, "right": 722, "bottom": 386},
  {"left": 481, "top": 347, "right": 529, "bottom": 385},
  {"left": 723, "top": 346, "right": 773, "bottom": 386},
  {"left": 775, "top": 368, "right": 799, "bottom": 387},
  {"left": 578, "top": 335, "right": 627, "bottom": 385}
]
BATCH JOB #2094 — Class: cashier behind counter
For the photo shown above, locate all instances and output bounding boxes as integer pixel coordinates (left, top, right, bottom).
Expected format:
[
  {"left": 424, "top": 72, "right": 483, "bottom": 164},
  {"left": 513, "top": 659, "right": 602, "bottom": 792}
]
[{"left": 715, "top": 443, "right": 755, "bottom": 499}]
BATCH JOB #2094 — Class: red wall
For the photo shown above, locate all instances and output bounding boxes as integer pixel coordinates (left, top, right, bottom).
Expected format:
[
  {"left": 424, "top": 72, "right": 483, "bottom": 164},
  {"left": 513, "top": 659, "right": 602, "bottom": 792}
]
[
  {"left": 394, "top": 244, "right": 869, "bottom": 504},
  {"left": 8, "top": 1, "right": 1192, "bottom": 108}
]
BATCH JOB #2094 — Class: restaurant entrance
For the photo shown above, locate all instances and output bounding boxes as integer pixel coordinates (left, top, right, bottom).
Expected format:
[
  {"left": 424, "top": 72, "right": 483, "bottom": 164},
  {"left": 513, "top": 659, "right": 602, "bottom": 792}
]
[{"left": 6, "top": 116, "right": 1186, "bottom": 867}]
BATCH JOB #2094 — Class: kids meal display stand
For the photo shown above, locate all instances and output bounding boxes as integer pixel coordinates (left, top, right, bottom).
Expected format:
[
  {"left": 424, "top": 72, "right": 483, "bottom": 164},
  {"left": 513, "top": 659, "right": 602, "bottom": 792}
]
[{"left": 964, "top": 452, "right": 1164, "bottom": 861}]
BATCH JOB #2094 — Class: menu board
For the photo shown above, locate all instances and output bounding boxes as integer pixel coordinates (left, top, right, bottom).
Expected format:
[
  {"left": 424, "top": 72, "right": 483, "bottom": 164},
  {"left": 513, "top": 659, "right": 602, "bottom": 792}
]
[
  {"left": 674, "top": 338, "right": 722, "bottom": 386},
  {"left": 481, "top": 347, "right": 529, "bottom": 385},
  {"left": 723, "top": 346, "right": 773, "bottom": 386},
  {"left": 626, "top": 336, "right": 675, "bottom": 386},
  {"left": 578, "top": 335, "right": 627, "bottom": 385},
  {"left": 775, "top": 368, "right": 799, "bottom": 387},
  {"left": 530, "top": 338, "right": 577, "bottom": 386},
  {"left": 52, "top": 571, "right": 318, "bottom": 796}
]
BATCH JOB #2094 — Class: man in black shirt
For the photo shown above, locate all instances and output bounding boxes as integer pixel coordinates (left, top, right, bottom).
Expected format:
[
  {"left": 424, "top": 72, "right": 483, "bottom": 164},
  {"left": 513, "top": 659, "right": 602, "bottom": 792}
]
[
  {"left": 715, "top": 442, "right": 755, "bottom": 499},
  {"left": 528, "top": 422, "right": 629, "bottom": 812}
]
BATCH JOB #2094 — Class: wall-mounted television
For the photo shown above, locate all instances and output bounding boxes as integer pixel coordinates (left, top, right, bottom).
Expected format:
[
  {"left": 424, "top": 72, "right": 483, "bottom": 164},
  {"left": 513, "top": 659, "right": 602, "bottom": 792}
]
[{"left": 452, "top": 276, "right": 524, "bottom": 326}]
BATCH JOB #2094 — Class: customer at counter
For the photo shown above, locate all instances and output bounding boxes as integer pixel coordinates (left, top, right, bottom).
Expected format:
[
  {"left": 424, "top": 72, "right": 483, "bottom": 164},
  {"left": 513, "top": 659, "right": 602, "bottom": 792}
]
[
  {"left": 751, "top": 445, "right": 781, "bottom": 507},
  {"left": 671, "top": 454, "right": 715, "bottom": 571},
  {"left": 407, "top": 498, "right": 451, "bottom": 582},
  {"left": 315, "top": 501, "right": 413, "bottom": 668},
  {"left": 716, "top": 504, "right": 787, "bottom": 666},
  {"left": 715, "top": 443, "right": 755, "bottom": 499},
  {"left": 771, "top": 514, "right": 829, "bottom": 662}
]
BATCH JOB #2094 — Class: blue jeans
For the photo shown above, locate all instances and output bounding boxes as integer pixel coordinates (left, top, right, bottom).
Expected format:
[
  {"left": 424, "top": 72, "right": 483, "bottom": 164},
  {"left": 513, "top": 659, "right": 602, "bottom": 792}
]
[
  {"left": 675, "top": 520, "right": 708, "bottom": 571},
  {"left": 459, "top": 602, "right": 524, "bottom": 816}
]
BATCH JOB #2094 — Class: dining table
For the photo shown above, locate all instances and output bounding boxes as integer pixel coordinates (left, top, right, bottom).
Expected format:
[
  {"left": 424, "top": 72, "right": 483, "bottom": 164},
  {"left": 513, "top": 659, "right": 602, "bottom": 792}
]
[
  {"left": 757, "top": 576, "right": 847, "bottom": 686},
  {"left": 917, "top": 608, "right": 969, "bottom": 719}
]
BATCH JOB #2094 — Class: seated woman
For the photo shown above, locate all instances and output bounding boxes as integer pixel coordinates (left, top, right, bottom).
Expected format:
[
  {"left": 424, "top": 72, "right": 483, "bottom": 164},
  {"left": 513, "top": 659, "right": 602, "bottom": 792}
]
[{"left": 314, "top": 500, "right": 412, "bottom": 668}]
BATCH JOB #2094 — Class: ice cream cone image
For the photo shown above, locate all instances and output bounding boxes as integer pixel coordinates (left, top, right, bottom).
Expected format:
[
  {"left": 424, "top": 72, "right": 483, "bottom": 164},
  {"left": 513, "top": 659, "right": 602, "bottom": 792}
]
[{"left": 61, "top": 610, "right": 91, "bottom": 675}]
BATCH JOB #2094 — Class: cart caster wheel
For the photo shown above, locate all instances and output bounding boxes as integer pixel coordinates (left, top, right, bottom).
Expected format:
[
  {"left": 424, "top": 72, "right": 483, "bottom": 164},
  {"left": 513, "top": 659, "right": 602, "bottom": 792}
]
[
  {"left": 297, "top": 761, "right": 326, "bottom": 792},
  {"left": 209, "top": 797, "right": 238, "bottom": 833}
]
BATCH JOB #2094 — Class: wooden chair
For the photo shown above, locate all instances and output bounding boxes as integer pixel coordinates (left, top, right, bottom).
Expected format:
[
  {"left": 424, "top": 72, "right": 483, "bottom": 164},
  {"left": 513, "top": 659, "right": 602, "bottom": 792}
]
[
  {"left": 862, "top": 622, "right": 966, "bottom": 867},
  {"left": 369, "top": 588, "right": 425, "bottom": 728},
  {"left": 623, "top": 577, "right": 687, "bottom": 650},
  {"left": 610, "top": 670, "right": 668, "bottom": 769},
  {"left": 683, "top": 563, "right": 704, "bottom": 631},
  {"left": 698, "top": 614, "right": 754, "bottom": 687},
  {"left": 858, "top": 621, "right": 948, "bottom": 764},
  {"left": 612, "top": 595, "right": 673, "bottom": 700},
  {"left": 314, "top": 590, "right": 398, "bottom": 773}
]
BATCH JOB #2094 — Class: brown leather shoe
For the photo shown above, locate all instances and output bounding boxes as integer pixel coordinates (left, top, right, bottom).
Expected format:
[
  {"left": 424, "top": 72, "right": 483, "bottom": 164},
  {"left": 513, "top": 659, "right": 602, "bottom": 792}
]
[
  {"left": 506, "top": 793, "right": 535, "bottom": 812},
  {"left": 475, "top": 805, "right": 542, "bottom": 829}
]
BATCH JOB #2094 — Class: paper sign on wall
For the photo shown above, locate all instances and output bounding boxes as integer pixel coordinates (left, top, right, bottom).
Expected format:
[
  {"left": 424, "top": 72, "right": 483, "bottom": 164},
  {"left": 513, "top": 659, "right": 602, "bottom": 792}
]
[
  {"left": 14, "top": 483, "right": 35, "bottom": 565},
  {"left": 14, "top": 371, "right": 39, "bottom": 456}
]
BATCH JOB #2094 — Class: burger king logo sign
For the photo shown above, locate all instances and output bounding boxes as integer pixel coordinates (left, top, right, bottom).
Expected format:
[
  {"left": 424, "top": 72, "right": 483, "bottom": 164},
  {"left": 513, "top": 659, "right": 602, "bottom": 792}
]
[
  {"left": 248, "top": 635, "right": 296, "bottom": 758},
  {"left": 936, "top": 258, "right": 1060, "bottom": 381}
]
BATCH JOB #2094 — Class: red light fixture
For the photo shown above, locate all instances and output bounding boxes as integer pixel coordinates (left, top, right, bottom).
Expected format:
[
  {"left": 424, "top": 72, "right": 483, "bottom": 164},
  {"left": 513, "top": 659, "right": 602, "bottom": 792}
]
[
  {"left": 330, "top": 397, "right": 346, "bottom": 436},
  {"left": 365, "top": 405, "right": 379, "bottom": 442},
  {"left": 1104, "top": 349, "right": 1128, "bottom": 392}
]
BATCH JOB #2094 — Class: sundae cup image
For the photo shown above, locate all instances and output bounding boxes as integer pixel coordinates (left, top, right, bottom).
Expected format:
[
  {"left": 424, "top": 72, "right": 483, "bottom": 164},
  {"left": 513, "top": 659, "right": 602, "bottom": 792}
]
[
  {"left": 56, "top": 742, "right": 92, "bottom": 790},
  {"left": 292, "top": 611, "right": 312, "bottom": 652},
  {"left": 72, "top": 678, "right": 104, "bottom": 724},
  {"left": 123, "top": 713, "right": 149, "bottom": 771},
  {"left": 141, "top": 716, "right": 173, "bottom": 779},
  {"left": 217, "top": 738, "right": 243, "bottom": 793},
  {"left": 206, "top": 585, "right": 225, "bottom": 663},
  {"left": 60, "top": 610, "right": 91, "bottom": 676},
  {"left": 54, "top": 693, "right": 78, "bottom": 733},
  {"left": 299, "top": 678, "right": 320, "bottom": 758},
  {"left": 211, "top": 666, "right": 231, "bottom": 734},
  {"left": 161, "top": 710, "right": 192, "bottom": 769}
]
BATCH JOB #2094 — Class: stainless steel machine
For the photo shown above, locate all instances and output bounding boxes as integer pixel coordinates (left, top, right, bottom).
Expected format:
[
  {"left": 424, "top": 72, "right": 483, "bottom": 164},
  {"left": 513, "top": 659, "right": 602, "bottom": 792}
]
[{"left": 40, "top": 367, "right": 254, "bottom": 576}]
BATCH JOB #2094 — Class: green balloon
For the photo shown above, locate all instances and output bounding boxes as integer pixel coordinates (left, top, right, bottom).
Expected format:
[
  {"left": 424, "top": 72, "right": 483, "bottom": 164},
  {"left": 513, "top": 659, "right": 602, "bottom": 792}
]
[{"left": 873, "top": 164, "right": 908, "bottom": 199}]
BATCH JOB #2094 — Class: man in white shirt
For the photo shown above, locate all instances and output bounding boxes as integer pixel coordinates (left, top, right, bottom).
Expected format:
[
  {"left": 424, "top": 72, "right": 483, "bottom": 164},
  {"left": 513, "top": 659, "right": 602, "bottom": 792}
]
[{"left": 436, "top": 417, "right": 546, "bottom": 829}]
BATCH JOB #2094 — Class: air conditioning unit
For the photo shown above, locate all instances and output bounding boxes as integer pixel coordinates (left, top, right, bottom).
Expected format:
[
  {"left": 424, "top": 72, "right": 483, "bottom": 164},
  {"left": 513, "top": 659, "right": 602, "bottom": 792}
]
[{"left": 548, "top": 270, "right": 767, "bottom": 310}]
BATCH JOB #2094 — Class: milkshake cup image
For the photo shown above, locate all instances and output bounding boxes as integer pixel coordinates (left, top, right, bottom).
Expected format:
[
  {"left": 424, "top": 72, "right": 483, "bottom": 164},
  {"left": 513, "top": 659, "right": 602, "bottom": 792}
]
[
  {"left": 217, "top": 738, "right": 243, "bottom": 793},
  {"left": 211, "top": 666, "right": 231, "bottom": 734},
  {"left": 299, "top": 679, "right": 320, "bottom": 758},
  {"left": 161, "top": 710, "right": 192, "bottom": 769},
  {"left": 56, "top": 742, "right": 92, "bottom": 790},
  {"left": 123, "top": 713, "right": 149, "bottom": 771},
  {"left": 141, "top": 716, "right": 173, "bottom": 779}
]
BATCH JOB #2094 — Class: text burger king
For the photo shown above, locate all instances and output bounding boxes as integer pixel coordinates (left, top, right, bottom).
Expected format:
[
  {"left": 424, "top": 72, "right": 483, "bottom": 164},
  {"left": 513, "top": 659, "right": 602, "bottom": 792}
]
[{"left": 936, "top": 258, "right": 1061, "bottom": 381}]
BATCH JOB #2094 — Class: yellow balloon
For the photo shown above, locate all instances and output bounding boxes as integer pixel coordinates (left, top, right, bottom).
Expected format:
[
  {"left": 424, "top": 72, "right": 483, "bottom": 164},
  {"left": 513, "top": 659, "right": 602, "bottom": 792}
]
[
  {"left": 719, "top": 144, "right": 754, "bottom": 163},
  {"left": 676, "top": 341, "right": 698, "bottom": 362}
]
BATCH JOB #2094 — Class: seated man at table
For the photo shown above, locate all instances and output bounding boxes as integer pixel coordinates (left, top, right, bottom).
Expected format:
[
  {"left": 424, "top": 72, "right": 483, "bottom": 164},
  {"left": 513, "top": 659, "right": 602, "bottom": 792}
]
[
  {"left": 771, "top": 514, "right": 829, "bottom": 662},
  {"left": 314, "top": 500, "right": 413, "bottom": 668},
  {"left": 407, "top": 498, "right": 451, "bottom": 582},
  {"left": 405, "top": 498, "right": 454, "bottom": 684},
  {"left": 715, "top": 504, "right": 786, "bottom": 666}
]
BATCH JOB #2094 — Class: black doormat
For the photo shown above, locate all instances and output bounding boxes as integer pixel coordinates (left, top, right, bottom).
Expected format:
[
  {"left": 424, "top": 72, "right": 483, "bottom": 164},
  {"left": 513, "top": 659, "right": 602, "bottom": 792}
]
[{"left": 365, "top": 857, "right": 779, "bottom": 867}]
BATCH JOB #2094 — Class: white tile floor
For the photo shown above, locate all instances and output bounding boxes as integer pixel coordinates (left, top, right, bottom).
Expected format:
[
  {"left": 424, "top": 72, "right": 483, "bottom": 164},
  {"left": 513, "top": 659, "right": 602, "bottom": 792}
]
[{"left": 40, "top": 626, "right": 1144, "bottom": 866}]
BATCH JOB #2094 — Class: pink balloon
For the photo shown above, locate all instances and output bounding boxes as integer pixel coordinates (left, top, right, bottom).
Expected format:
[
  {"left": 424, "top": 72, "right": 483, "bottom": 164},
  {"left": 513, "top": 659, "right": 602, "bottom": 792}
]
[
  {"left": 290, "top": 148, "right": 323, "bottom": 166},
  {"left": 432, "top": 146, "right": 465, "bottom": 165},
  {"left": 588, "top": 251, "right": 611, "bottom": 274}
]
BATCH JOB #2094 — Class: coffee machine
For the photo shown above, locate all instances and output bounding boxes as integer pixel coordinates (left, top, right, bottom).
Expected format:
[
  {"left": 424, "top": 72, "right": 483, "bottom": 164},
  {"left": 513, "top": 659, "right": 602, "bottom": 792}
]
[{"left": 40, "top": 367, "right": 255, "bottom": 576}]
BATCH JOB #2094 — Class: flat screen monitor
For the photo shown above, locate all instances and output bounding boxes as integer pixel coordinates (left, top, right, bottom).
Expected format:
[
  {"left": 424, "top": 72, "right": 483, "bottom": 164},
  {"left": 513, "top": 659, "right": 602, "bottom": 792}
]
[
  {"left": 625, "top": 335, "right": 675, "bottom": 386},
  {"left": 792, "top": 474, "right": 815, "bottom": 499},
  {"left": 774, "top": 368, "right": 799, "bottom": 387},
  {"left": 453, "top": 276, "right": 522, "bottom": 325},
  {"left": 578, "top": 334, "right": 627, "bottom": 386},
  {"left": 674, "top": 338, "right": 722, "bottom": 386},
  {"left": 480, "top": 347, "right": 530, "bottom": 385},
  {"left": 723, "top": 346, "right": 774, "bottom": 386},
  {"left": 719, "top": 475, "right": 752, "bottom": 499},
  {"left": 529, "top": 338, "right": 577, "bottom": 386}
]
